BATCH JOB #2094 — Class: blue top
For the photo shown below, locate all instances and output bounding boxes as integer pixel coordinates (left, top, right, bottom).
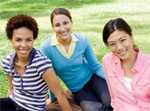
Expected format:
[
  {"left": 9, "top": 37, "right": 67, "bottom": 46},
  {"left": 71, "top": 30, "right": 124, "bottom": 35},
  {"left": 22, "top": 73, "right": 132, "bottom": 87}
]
[
  {"left": 1, "top": 48, "right": 52, "bottom": 111},
  {"left": 41, "top": 33, "right": 105, "bottom": 92}
]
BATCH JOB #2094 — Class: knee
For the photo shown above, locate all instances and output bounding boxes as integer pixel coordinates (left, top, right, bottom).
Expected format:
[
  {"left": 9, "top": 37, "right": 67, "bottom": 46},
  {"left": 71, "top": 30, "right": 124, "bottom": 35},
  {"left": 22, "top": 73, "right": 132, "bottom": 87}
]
[
  {"left": 80, "top": 101, "right": 102, "bottom": 111},
  {"left": 100, "top": 93, "right": 111, "bottom": 106}
]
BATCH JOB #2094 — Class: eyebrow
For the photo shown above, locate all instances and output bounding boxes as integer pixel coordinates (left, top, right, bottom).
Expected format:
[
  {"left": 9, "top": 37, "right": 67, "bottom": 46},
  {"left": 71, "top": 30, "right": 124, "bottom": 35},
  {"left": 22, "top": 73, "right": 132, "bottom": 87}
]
[{"left": 108, "top": 36, "right": 127, "bottom": 43}]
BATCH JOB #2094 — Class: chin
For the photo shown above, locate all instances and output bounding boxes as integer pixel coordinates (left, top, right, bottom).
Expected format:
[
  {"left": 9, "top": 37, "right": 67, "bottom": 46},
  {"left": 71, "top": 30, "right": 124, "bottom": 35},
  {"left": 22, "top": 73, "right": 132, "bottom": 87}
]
[
  {"left": 62, "top": 37, "right": 70, "bottom": 40},
  {"left": 116, "top": 54, "right": 127, "bottom": 60},
  {"left": 62, "top": 37, "right": 68, "bottom": 39},
  {"left": 120, "top": 56, "right": 129, "bottom": 61},
  {"left": 18, "top": 53, "right": 29, "bottom": 57}
]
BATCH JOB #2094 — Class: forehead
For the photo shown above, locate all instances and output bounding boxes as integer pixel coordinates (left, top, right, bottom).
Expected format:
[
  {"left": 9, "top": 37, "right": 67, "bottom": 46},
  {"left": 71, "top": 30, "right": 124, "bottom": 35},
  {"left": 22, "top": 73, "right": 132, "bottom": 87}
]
[
  {"left": 12, "top": 27, "right": 33, "bottom": 38},
  {"left": 107, "top": 30, "right": 130, "bottom": 42},
  {"left": 53, "top": 14, "right": 71, "bottom": 23}
]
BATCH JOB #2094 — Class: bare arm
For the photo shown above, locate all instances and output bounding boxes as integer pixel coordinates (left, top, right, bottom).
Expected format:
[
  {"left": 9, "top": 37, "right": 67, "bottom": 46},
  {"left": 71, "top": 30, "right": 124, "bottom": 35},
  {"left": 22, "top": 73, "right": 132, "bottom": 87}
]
[
  {"left": 42, "top": 68, "right": 72, "bottom": 111},
  {"left": 6, "top": 75, "right": 13, "bottom": 96}
]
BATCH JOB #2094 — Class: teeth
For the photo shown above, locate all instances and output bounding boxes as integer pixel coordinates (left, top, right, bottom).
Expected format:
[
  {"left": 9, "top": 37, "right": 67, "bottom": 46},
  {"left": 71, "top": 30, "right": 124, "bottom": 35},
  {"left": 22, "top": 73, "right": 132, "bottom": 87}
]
[
  {"left": 19, "top": 50, "right": 28, "bottom": 53},
  {"left": 19, "top": 50, "right": 26, "bottom": 52},
  {"left": 61, "top": 32, "right": 67, "bottom": 35},
  {"left": 62, "top": 34, "right": 67, "bottom": 36}
]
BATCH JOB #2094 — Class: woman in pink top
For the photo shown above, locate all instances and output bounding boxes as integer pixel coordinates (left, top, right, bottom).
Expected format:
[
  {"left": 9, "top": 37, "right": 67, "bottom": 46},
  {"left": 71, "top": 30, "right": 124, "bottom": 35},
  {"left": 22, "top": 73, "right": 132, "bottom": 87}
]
[{"left": 102, "top": 18, "right": 150, "bottom": 111}]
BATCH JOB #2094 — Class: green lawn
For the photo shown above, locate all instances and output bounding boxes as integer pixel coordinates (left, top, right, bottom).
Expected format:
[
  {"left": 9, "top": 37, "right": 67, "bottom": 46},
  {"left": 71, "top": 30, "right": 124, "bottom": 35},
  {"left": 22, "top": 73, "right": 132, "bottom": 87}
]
[
  {"left": 0, "top": 0, "right": 150, "bottom": 97},
  {"left": 0, "top": 0, "right": 110, "bottom": 19},
  {"left": 0, "top": 69, "right": 9, "bottom": 97}
]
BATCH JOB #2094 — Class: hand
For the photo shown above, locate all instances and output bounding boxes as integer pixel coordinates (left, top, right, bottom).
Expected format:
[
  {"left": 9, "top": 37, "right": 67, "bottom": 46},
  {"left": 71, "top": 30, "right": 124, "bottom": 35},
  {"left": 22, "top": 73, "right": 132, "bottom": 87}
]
[
  {"left": 63, "top": 90, "right": 73, "bottom": 100},
  {"left": 45, "top": 98, "right": 51, "bottom": 109}
]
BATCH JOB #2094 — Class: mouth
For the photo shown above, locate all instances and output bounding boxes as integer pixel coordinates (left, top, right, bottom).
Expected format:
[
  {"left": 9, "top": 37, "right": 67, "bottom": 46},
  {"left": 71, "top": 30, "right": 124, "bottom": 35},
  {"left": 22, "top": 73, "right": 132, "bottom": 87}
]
[
  {"left": 117, "top": 51, "right": 127, "bottom": 57},
  {"left": 61, "top": 33, "right": 68, "bottom": 36},
  {"left": 18, "top": 49, "right": 29, "bottom": 54}
]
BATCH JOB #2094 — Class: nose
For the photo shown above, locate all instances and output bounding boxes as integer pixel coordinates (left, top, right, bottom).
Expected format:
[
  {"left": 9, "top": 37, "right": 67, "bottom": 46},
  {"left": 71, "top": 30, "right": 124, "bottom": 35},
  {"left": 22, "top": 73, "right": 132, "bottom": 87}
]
[
  {"left": 21, "top": 40, "right": 27, "bottom": 47},
  {"left": 116, "top": 42, "right": 123, "bottom": 51},
  {"left": 60, "top": 25, "right": 66, "bottom": 32}
]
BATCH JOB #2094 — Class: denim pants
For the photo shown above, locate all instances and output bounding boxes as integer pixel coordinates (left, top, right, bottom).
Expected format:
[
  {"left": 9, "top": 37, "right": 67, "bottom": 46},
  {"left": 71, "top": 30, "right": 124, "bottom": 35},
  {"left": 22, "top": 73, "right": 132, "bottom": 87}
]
[
  {"left": 73, "top": 74, "right": 113, "bottom": 111},
  {"left": 0, "top": 97, "right": 28, "bottom": 111}
]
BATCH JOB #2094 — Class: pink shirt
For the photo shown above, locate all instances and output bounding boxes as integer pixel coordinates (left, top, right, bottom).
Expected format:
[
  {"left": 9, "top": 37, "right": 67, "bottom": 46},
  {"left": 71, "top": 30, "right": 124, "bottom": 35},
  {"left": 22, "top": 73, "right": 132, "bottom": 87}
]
[{"left": 102, "top": 51, "right": 150, "bottom": 111}]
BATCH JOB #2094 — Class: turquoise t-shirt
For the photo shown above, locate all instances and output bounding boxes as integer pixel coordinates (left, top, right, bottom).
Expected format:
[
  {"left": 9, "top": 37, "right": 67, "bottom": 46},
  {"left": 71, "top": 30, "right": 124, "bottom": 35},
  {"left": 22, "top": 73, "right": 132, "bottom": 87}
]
[{"left": 41, "top": 33, "right": 105, "bottom": 92}]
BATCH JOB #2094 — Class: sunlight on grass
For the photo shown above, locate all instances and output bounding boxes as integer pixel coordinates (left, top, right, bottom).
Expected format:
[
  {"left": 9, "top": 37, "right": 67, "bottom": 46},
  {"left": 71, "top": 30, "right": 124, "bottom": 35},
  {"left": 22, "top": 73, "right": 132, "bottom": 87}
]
[{"left": 1, "top": 0, "right": 150, "bottom": 61}]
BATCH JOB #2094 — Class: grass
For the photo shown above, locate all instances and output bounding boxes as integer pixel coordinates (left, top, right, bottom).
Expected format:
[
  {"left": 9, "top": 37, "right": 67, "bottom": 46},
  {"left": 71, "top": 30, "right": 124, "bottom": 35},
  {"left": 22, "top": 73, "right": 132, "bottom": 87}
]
[
  {"left": 0, "top": 69, "right": 9, "bottom": 97},
  {"left": 1, "top": 0, "right": 150, "bottom": 97},
  {"left": 0, "top": 0, "right": 110, "bottom": 20}
]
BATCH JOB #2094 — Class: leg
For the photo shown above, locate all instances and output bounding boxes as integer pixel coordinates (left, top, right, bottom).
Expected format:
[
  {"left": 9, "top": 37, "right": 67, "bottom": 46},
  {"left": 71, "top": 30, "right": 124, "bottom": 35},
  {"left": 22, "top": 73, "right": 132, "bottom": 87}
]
[
  {"left": 91, "top": 74, "right": 113, "bottom": 111},
  {"left": 0, "top": 97, "right": 29, "bottom": 111},
  {"left": 0, "top": 97, "right": 16, "bottom": 111},
  {"left": 73, "top": 80, "right": 102, "bottom": 111}
]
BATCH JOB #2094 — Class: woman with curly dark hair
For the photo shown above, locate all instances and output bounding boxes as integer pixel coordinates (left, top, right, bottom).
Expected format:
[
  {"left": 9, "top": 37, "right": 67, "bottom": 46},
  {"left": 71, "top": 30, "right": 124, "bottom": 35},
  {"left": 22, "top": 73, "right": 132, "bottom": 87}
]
[{"left": 0, "top": 14, "right": 72, "bottom": 111}]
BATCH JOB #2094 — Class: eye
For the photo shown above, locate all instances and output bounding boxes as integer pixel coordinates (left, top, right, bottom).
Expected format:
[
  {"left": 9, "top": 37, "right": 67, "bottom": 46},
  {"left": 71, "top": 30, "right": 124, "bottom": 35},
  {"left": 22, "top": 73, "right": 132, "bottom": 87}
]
[
  {"left": 120, "top": 38, "right": 126, "bottom": 43},
  {"left": 26, "top": 38, "right": 33, "bottom": 42},
  {"left": 108, "top": 42, "right": 116, "bottom": 47},
  {"left": 63, "top": 21, "right": 69, "bottom": 25},
  {"left": 15, "top": 38, "right": 22, "bottom": 42},
  {"left": 54, "top": 23, "right": 60, "bottom": 27}
]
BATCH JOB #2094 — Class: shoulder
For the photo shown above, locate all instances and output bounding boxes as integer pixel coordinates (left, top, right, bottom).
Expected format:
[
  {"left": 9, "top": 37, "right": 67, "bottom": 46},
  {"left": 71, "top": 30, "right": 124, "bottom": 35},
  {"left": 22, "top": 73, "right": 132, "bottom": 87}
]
[
  {"left": 1, "top": 53, "right": 15, "bottom": 74},
  {"left": 139, "top": 51, "right": 150, "bottom": 64},
  {"left": 1, "top": 53, "right": 15, "bottom": 66},
  {"left": 32, "top": 49, "right": 52, "bottom": 64},
  {"left": 73, "top": 33, "right": 90, "bottom": 48},
  {"left": 73, "top": 33, "right": 88, "bottom": 42},
  {"left": 41, "top": 36, "right": 52, "bottom": 48},
  {"left": 140, "top": 51, "right": 150, "bottom": 58},
  {"left": 31, "top": 49, "right": 52, "bottom": 76},
  {"left": 102, "top": 53, "right": 113, "bottom": 62},
  {"left": 41, "top": 36, "right": 54, "bottom": 54},
  {"left": 34, "top": 49, "right": 51, "bottom": 60}
]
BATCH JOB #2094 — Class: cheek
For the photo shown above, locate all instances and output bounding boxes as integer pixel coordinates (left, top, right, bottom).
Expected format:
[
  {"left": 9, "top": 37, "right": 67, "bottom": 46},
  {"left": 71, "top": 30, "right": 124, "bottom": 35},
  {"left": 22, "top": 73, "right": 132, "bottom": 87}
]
[
  {"left": 125, "top": 39, "right": 134, "bottom": 48},
  {"left": 53, "top": 28, "right": 60, "bottom": 34},
  {"left": 11, "top": 41, "right": 17, "bottom": 48},
  {"left": 109, "top": 47, "right": 116, "bottom": 53},
  {"left": 29, "top": 43, "right": 33, "bottom": 47},
  {"left": 111, "top": 48, "right": 121, "bottom": 57},
  {"left": 67, "top": 25, "right": 72, "bottom": 31},
  {"left": 112, "top": 50, "right": 118, "bottom": 56},
  {"left": 125, "top": 42, "right": 134, "bottom": 51},
  {"left": 28, "top": 41, "right": 34, "bottom": 46},
  {"left": 52, "top": 26, "right": 58, "bottom": 32}
]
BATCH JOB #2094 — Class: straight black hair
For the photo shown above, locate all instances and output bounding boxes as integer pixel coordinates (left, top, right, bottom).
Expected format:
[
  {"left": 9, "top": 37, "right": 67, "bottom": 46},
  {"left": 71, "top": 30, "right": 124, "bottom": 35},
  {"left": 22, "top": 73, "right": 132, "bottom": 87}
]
[{"left": 102, "top": 18, "right": 132, "bottom": 46}]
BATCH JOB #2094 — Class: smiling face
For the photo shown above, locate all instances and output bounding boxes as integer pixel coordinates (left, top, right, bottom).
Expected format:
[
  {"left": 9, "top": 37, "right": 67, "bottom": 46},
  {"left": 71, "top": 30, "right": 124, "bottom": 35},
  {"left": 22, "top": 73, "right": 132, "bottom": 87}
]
[
  {"left": 52, "top": 14, "right": 72, "bottom": 41},
  {"left": 107, "top": 30, "right": 135, "bottom": 60},
  {"left": 11, "top": 27, "right": 34, "bottom": 60}
]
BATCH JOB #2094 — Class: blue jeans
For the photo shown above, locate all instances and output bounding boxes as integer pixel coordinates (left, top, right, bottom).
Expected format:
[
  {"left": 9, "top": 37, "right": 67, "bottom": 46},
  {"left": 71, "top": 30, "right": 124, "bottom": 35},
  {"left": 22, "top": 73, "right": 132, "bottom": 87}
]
[
  {"left": 0, "top": 97, "right": 28, "bottom": 111},
  {"left": 73, "top": 74, "right": 113, "bottom": 111}
]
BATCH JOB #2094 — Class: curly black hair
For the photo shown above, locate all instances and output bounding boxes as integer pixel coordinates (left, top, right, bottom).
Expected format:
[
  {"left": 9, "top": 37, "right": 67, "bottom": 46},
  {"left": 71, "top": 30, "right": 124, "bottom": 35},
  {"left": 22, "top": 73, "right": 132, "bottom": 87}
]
[{"left": 6, "top": 14, "right": 38, "bottom": 40}]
